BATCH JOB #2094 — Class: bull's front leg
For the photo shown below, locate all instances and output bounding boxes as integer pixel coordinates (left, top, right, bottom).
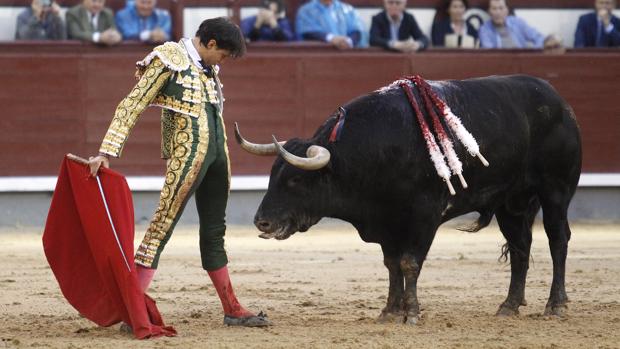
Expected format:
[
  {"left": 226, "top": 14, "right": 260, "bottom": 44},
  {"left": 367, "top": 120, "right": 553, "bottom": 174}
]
[
  {"left": 400, "top": 253, "right": 421, "bottom": 325},
  {"left": 377, "top": 250, "right": 405, "bottom": 323},
  {"left": 399, "top": 213, "right": 439, "bottom": 325}
]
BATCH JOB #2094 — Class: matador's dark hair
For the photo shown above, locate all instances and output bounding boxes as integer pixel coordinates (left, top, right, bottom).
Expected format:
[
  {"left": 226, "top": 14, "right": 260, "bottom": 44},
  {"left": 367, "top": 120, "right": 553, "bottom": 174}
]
[{"left": 196, "top": 17, "right": 246, "bottom": 58}]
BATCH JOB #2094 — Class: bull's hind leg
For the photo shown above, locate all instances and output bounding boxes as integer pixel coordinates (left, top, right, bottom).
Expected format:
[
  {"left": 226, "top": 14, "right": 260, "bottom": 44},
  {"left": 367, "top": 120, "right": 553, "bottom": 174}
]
[
  {"left": 495, "top": 199, "right": 539, "bottom": 316},
  {"left": 539, "top": 190, "right": 573, "bottom": 317},
  {"left": 535, "top": 102, "right": 580, "bottom": 316},
  {"left": 377, "top": 245, "right": 405, "bottom": 323}
]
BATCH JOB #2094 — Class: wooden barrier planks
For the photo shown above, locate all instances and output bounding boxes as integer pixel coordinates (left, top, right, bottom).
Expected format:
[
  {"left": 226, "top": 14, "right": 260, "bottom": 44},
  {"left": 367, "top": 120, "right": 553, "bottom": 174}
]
[{"left": 0, "top": 43, "right": 618, "bottom": 176}]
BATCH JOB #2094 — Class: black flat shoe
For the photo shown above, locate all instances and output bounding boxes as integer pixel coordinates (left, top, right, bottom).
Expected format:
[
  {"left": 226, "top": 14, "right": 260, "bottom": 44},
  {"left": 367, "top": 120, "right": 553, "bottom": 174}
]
[{"left": 223, "top": 311, "right": 272, "bottom": 327}]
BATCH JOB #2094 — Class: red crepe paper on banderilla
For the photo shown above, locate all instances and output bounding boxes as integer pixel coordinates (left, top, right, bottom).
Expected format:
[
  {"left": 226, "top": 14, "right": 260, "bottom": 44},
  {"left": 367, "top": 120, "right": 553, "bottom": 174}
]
[{"left": 43, "top": 154, "right": 176, "bottom": 339}]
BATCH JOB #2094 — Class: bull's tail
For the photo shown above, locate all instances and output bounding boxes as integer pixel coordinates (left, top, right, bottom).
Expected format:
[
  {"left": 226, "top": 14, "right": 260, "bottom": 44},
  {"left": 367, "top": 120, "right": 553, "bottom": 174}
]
[
  {"left": 499, "top": 243, "right": 510, "bottom": 263},
  {"left": 457, "top": 210, "right": 494, "bottom": 233}
]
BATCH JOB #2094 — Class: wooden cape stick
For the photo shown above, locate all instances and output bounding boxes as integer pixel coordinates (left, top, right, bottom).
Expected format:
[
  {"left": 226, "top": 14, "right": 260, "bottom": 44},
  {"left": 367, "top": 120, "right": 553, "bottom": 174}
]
[
  {"left": 65, "top": 152, "right": 132, "bottom": 272},
  {"left": 66, "top": 153, "right": 89, "bottom": 165}
]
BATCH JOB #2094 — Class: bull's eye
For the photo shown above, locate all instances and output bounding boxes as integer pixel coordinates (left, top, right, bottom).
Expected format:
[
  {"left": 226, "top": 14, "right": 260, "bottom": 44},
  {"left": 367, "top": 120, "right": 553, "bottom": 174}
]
[{"left": 287, "top": 175, "right": 302, "bottom": 188}]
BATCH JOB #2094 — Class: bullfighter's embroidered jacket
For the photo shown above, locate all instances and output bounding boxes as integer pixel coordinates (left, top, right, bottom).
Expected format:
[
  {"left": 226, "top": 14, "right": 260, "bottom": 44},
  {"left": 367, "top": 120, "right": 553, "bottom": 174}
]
[{"left": 99, "top": 40, "right": 224, "bottom": 159}]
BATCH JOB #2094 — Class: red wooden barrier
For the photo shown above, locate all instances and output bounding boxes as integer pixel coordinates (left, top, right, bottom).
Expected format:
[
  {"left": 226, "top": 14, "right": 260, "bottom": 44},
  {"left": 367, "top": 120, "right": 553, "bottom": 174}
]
[{"left": 0, "top": 42, "right": 618, "bottom": 176}]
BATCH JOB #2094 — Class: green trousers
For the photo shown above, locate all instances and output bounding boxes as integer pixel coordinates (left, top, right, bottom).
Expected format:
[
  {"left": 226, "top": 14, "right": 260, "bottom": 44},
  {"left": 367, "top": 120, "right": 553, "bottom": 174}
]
[{"left": 135, "top": 103, "right": 230, "bottom": 271}]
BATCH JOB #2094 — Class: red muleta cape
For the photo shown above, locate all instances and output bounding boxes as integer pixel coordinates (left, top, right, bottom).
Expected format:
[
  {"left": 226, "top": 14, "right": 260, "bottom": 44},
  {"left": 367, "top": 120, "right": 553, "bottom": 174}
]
[{"left": 43, "top": 155, "right": 176, "bottom": 339}]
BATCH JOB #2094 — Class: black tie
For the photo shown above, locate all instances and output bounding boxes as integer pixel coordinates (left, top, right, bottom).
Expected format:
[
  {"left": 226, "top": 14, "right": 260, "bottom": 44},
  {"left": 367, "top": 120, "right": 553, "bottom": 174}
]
[{"left": 200, "top": 62, "right": 212, "bottom": 76}]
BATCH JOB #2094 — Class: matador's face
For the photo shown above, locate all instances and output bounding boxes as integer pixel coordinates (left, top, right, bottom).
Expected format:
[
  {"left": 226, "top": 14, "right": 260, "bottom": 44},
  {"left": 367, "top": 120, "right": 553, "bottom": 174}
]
[{"left": 199, "top": 39, "right": 231, "bottom": 66}]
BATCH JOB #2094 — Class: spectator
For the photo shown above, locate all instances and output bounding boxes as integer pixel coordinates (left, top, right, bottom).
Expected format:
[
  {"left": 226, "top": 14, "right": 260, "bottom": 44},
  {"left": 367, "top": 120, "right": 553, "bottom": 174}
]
[
  {"left": 15, "top": 0, "right": 66, "bottom": 40},
  {"left": 241, "top": 0, "right": 294, "bottom": 42},
  {"left": 369, "top": 0, "right": 429, "bottom": 52},
  {"left": 115, "top": 0, "right": 171, "bottom": 43},
  {"left": 479, "top": 0, "right": 545, "bottom": 48},
  {"left": 543, "top": 33, "right": 566, "bottom": 54},
  {"left": 296, "top": 0, "right": 365, "bottom": 49},
  {"left": 66, "top": 0, "right": 121, "bottom": 45},
  {"left": 574, "top": 0, "right": 620, "bottom": 47},
  {"left": 431, "top": 0, "right": 478, "bottom": 48}
]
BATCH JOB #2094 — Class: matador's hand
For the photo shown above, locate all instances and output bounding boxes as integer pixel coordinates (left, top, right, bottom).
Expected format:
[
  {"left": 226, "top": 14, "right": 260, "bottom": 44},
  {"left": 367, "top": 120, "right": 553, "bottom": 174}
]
[{"left": 88, "top": 155, "right": 110, "bottom": 177}]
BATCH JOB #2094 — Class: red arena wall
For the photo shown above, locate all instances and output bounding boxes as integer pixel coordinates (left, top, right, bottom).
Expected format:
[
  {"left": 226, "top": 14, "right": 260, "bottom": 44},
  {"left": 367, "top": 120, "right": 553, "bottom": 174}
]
[{"left": 0, "top": 42, "right": 618, "bottom": 176}]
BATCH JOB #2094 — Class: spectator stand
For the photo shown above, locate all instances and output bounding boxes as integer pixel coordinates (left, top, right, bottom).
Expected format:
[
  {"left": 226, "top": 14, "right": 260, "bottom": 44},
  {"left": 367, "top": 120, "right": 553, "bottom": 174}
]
[
  {"left": 3, "top": 0, "right": 620, "bottom": 46},
  {"left": 181, "top": 0, "right": 296, "bottom": 39},
  {"left": 0, "top": 0, "right": 182, "bottom": 41},
  {"left": 322, "top": 0, "right": 620, "bottom": 48},
  {"left": 181, "top": 0, "right": 620, "bottom": 47}
]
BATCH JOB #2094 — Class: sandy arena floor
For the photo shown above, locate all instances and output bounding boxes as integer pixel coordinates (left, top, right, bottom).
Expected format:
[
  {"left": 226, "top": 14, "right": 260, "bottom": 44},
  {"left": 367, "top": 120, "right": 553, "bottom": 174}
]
[{"left": 0, "top": 222, "right": 619, "bottom": 349}]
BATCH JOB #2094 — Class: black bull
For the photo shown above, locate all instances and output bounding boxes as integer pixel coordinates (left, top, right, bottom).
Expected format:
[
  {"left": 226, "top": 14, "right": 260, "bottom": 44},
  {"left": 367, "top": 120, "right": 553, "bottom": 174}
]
[{"left": 235, "top": 75, "right": 582, "bottom": 324}]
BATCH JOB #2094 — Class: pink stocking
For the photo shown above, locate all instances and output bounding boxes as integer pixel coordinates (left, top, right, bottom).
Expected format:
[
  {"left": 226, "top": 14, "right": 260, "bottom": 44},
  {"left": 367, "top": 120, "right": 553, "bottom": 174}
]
[
  {"left": 136, "top": 265, "right": 156, "bottom": 293},
  {"left": 207, "top": 266, "right": 254, "bottom": 318}
]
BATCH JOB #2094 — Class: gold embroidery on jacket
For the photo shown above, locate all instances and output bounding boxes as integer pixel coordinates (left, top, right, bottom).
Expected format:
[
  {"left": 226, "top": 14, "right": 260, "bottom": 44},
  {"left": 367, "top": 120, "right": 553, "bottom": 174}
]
[
  {"left": 100, "top": 58, "right": 171, "bottom": 157},
  {"left": 136, "top": 41, "right": 190, "bottom": 77},
  {"left": 154, "top": 64, "right": 214, "bottom": 117},
  {"left": 151, "top": 95, "right": 200, "bottom": 117},
  {"left": 161, "top": 109, "right": 175, "bottom": 159}
]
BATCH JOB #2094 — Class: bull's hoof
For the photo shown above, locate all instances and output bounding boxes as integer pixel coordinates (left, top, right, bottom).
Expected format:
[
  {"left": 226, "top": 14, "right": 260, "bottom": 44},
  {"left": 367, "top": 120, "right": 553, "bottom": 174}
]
[
  {"left": 376, "top": 311, "right": 405, "bottom": 324},
  {"left": 404, "top": 314, "right": 420, "bottom": 325},
  {"left": 496, "top": 305, "right": 519, "bottom": 317},
  {"left": 543, "top": 304, "right": 567, "bottom": 317}
]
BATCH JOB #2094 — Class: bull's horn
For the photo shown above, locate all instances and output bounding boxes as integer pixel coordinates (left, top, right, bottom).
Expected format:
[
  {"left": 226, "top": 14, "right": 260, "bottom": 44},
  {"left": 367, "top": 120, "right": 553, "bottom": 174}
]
[
  {"left": 272, "top": 135, "right": 331, "bottom": 170},
  {"left": 234, "top": 122, "right": 285, "bottom": 156}
]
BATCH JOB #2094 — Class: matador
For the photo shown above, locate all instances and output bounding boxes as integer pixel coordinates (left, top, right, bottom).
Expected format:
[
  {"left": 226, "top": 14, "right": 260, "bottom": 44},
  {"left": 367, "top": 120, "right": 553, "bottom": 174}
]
[{"left": 88, "top": 17, "right": 270, "bottom": 328}]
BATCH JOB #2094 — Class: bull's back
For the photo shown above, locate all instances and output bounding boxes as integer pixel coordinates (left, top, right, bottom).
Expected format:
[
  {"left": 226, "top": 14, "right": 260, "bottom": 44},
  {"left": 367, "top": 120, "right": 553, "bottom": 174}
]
[
  {"left": 334, "top": 75, "right": 580, "bottom": 202},
  {"left": 435, "top": 75, "right": 581, "bottom": 214},
  {"left": 439, "top": 75, "right": 579, "bottom": 169}
]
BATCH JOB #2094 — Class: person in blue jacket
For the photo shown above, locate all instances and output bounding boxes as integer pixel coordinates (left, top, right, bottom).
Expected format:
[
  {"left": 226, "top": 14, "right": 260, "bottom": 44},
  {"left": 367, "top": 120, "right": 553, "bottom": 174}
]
[
  {"left": 574, "top": 0, "right": 620, "bottom": 47},
  {"left": 116, "top": 0, "right": 171, "bottom": 43},
  {"left": 296, "top": 0, "right": 366, "bottom": 49},
  {"left": 241, "top": 0, "right": 294, "bottom": 42},
  {"left": 479, "top": 0, "right": 545, "bottom": 48}
]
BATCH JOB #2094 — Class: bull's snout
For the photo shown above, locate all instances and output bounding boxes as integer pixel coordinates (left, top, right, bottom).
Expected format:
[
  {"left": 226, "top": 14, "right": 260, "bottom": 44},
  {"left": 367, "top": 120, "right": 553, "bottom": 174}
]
[
  {"left": 254, "top": 212, "right": 296, "bottom": 240},
  {"left": 254, "top": 215, "right": 293, "bottom": 240},
  {"left": 254, "top": 217, "right": 272, "bottom": 232}
]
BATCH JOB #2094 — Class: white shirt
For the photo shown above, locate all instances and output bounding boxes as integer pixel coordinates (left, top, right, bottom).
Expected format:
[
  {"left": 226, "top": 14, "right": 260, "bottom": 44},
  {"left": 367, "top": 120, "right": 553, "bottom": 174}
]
[
  {"left": 450, "top": 21, "right": 466, "bottom": 36},
  {"left": 90, "top": 12, "right": 101, "bottom": 42},
  {"left": 387, "top": 12, "right": 403, "bottom": 41},
  {"left": 181, "top": 37, "right": 203, "bottom": 69}
]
